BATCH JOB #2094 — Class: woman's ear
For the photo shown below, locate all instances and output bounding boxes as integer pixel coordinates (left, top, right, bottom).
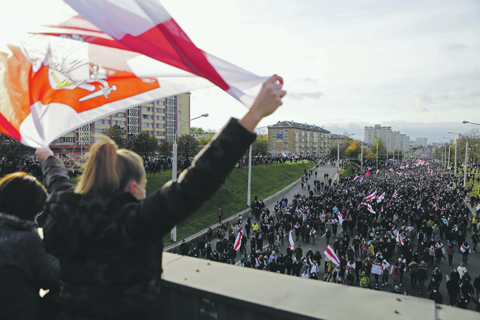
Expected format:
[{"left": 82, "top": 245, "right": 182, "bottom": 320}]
[{"left": 125, "top": 180, "right": 136, "bottom": 195}]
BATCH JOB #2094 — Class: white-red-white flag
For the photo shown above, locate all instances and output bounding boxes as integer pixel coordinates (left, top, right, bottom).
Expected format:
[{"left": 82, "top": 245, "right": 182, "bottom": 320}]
[
  {"left": 234, "top": 232, "right": 242, "bottom": 251},
  {"left": 392, "top": 190, "right": 399, "bottom": 198},
  {"left": 396, "top": 233, "right": 404, "bottom": 246},
  {"left": 288, "top": 231, "right": 295, "bottom": 249},
  {"left": 376, "top": 192, "right": 385, "bottom": 203},
  {"left": 353, "top": 175, "right": 358, "bottom": 181},
  {"left": 365, "top": 191, "right": 377, "bottom": 201},
  {"left": 365, "top": 171, "right": 370, "bottom": 178},
  {"left": 324, "top": 245, "right": 340, "bottom": 265},
  {"left": 337, "top": 212, "right": 344, "bottom": 225},
  {"left": 0, "top": 0, "right": 267, "bottom": 147},
  {"left": 366, "top": 204, "right": 376, "bottom": 214}
]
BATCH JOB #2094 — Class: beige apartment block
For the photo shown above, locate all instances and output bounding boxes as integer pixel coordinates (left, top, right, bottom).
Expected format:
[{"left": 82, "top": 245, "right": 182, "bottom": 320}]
[{"left": 267, "top": 121, "right": 331, "bottom": 157}]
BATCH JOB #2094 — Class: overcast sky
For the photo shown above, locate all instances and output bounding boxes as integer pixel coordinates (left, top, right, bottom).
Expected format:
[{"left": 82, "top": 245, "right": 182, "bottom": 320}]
[
  {"left": 159, "top": 0, "right": 480, "bottom": 143},
  {"left": 1, "top": 0, "right": 479, "bottom": 143}
]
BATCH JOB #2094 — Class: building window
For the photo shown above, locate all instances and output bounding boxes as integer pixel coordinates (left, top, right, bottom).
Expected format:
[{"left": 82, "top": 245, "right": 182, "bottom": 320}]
[
  {"left": 272, "top": 142, "right": 276, "bottom": 145},
  {"left": 283, "top": 148, "right": 288, "bottom": 151},
  {"left": 157, "top": 101, "right": 164, "bottom": 105},
  {"left": 155, "top": 108, "right": 165, "bottom": 113},
  {"left": 63, "top": 137, "right": 74, "bottom": 143},
  {"left": 142, "top": 106, "right": 152, "bottom": 112},
  {"left": 272, "top": 135, "right": 277, "bottom": 139},
  {"left": 178, "top": 96, "right": 181, "bottom": 101},
  {"left": 142, "top": 123, "right": 153, "bottom": 128},
  {"left": 271, "top": 129, "right": 277, "bottom": 133},
  {"left": 113, "top": 112, "right": 125, "bottom": 117},
  {"left": 284, "top": 142, "right": 288, "bottom": 145},
  {"left": 178, "top": 104, "right": 181, "bottom": 108},
  {"left": 284, "top": 130, "right": 288, "bottom": 133},
  {"left": 143, "top": 115, "right": 153, "bottom": 120}
]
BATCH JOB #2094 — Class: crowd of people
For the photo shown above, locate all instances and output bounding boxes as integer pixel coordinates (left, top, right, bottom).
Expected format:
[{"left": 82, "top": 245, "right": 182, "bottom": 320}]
[{"left": 180, "top": 158, "right": 480, "bottom": 311}]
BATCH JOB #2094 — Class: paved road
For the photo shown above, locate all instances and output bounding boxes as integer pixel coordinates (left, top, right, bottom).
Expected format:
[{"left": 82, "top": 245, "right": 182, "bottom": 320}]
[{"left": 180, "top": 163, "right": 480, "bottom": 309}]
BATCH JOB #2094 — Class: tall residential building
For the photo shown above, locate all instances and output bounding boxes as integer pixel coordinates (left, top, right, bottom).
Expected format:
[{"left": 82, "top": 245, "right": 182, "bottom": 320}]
[
  {"left": 364, "top": 124, "right": 410, "bottom": 152},
  {"left": 50, "top": 93, "right": 190, "bottom": 158},
  {"left": 267, "top": 121, "right": 330, "bottom": 156}
]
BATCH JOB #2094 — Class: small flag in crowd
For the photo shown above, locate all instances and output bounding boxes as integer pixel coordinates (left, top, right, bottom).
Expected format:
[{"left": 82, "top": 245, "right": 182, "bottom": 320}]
[
  {"left": 376, "top": 193, "right": 385, "bottom": 203},
  {"left": 353, "top": 175, "right": 358, "bottom": 181},
  {"left": 337, "top": 212, "right": 344, "bottom": 225},
  {"left": 392, "top": 190, "right": 399, "bottom": 198},
  {"left": 365, "top": 191, "right": 377, "bottom": 201},
  {"left": 366, "top": 204, "right": 376, "bottom": 214},
  {"left": 365, "top": 171, "right": 370, "bottom": 178},
  {"left": 288, "top": 231, "right": 295, "bottom": 249},
  {"left": 324, "top": 245, "right": 340, "bottom": 265},
  {"left": 234, "top": 232, "right": 242, "bottom": 251}
]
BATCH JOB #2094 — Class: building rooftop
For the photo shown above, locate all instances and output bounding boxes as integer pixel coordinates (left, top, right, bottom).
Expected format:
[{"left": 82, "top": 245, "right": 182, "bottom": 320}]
[{"left": 268, "top": 121, "right": 330, "bottom": 133}]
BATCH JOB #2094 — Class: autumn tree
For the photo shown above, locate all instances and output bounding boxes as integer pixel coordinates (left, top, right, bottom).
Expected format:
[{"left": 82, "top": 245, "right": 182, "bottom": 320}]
[
  {"left": 345, "top": 140, "right": 361, "bottom": 159},
  {"left": 0, "top": 134, "right": 33, "bottom": 163}
]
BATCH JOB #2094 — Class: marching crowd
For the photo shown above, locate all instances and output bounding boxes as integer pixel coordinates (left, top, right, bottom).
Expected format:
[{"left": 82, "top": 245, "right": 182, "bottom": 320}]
[{"left": 181, "top": 159, "right": 480, "bottom": 311}]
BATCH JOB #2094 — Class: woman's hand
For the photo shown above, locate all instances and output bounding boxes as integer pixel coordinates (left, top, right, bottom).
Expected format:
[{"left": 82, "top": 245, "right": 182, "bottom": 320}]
[
  {"left": 35, "top": 148, "right": 54, "bottom": 163},
  {"left": 239, "top": 74, "right": 286, "bottom": 132}
]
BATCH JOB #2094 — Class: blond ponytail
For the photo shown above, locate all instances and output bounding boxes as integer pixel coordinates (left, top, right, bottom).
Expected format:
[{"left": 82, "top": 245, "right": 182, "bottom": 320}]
[{"left": 75, "top": 135, "right": 120, "bottom": 194}]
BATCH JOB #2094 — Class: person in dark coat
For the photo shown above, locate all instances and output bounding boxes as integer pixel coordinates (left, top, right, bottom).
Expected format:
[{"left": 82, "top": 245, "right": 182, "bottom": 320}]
[
  {"left": 0, "top": 172, "right": 60, "bottom": 320},
  {"left": 446, "top": 278, "right": 460, "bottom": 306},
  {"left": 36, "top": 75, "right": 286, "bottom": 320}
]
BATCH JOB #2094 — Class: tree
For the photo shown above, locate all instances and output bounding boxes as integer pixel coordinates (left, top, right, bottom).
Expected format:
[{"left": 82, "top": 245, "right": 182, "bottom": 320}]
[
  {"left": 198, "top": 136, "right": 213, "bottom": 146},
  {"left": 131, "top": 131, "right": 158, "bottom": 156},
  {"left": 102, "top": 125, "right": 131, "bottom": 149},
  {"left": 178, "top": 135, "right": 199, "bottom": 159},
  {"left": 252, "top": 135, "right": 268, "bottom": 156},
  {"left": 190, "top": 127, "right": 205, "bottom": 134},
  {"left": 372, "top": 138, "right": 387, "bottom": 160},
  {"left": 345, "top": 140, "right": 361, "bottom": 159},
  {"left": 158, "top": 140, "right": 173, "bottom": 158},
  {"left": 0, "top": 134, "right": 33, "bottom": 163}
]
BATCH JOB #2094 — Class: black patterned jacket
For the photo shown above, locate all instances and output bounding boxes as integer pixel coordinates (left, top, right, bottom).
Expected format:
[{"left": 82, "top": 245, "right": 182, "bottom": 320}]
[{"left": 41, "top": 118, "right": 255, "bottom": 319}]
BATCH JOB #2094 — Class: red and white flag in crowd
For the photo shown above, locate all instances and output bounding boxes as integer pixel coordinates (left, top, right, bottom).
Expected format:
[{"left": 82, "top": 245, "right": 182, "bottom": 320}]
[
  {"left": 0, "top": 0, "right": 267, "bottom": 147},
  {"left": 460, "top": 243, "right": 471, "bottom": 253},
  {"left": 392, "top": 190, "right": 399, "bottom": 198},
  {"left": 365, "top": 171, "right": 370, "bottom": 178},
  {"left": 400, "top": 166, "right": 405, "bottom": 169},
  {"left": 288, "top": 231, "right": 295, "bottom": 249},
  {"left": 366, "top": 204, "right": 376, "bottom": 214},
  {"left": 413, "top": 186, "right": 417, "bottom": 191},
  {"left": 353, "top": 175, "right": 358, "bottom": 181},
  {"left": 234, "top": 232, "right": 242, "bottom": 251},
  {"left": 376, "top": 192, "right": 385, "bottom": 203},
  {"left": 365, "top": 191, "right": 377, "bottom": 201},
  {"left": 396, "top": 233, "right": 404, "bottom": 245},
  {"left": 389, "top": 168, "right": 394, "bottom": 171},
  {"left": 324, "top": 245, "right": 340, "bottom": 265},
  {"left": 337, "top": 212, "right": 344, "bottom": 225}
]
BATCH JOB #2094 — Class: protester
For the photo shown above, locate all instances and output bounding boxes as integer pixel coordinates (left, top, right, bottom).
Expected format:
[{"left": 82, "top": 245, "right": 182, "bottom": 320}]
[
  {"left": 0, "top": 172, "right": 59, "bottom": 319},
  {"left": 36, "top": 75, "right": 286, "bottom": 319}
]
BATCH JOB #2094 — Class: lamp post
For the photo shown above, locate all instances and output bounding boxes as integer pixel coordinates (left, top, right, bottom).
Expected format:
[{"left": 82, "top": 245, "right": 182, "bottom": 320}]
[
  {"left": 247, "top": 126, "right": 268, "bottom": 206},
  {"left": 448, "top": 132, "right": 458, "bottom": 176},
  {"left": 360, "top": 141, "right": 363, "bottom": 172},
  {"left": 171, "top": 113, "right": 208, "bottom": 242},
  {"left": 463, "top": 120, "right": 480, "bottom": 126},
  {"left": 336, "top": 133, "right": 353, "bottom": 183},
  {"left": 464, "top": 139, "right": 468, "bottom": 188}
]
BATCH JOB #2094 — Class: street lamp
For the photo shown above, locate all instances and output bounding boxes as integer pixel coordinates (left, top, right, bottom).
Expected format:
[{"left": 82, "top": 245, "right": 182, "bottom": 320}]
[
  {"left": 448, "top": 132, "right": 458, "bottom": 176},
  {"left": 336, "top": 133, "right": 354, "bottom": 183},
  {"left": 463, "top": 121, "right": 480, "bottom": 126},
  {"left": 171, "top": 113, "right": 208, "bottom": 242},
  {"left": 247, "top": 126, "right": 268, "bottom": 206}
]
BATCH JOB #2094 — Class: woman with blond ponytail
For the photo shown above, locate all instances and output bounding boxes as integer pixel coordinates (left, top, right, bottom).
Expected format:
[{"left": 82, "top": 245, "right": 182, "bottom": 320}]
[{"left": 36, "top": 75, "right": 286, "bottom": 319}]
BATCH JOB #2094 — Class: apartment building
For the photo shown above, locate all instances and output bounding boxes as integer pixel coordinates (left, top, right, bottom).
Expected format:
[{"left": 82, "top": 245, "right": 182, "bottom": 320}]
[
  {"left": 267, "top": 121, "right": 330, "bottom": 157},
  {"left": 51, "top": 93, "right": 190, "bottom": 158},
  {"left": 364, "top": 124, "right": 410, "bottom": 152}
]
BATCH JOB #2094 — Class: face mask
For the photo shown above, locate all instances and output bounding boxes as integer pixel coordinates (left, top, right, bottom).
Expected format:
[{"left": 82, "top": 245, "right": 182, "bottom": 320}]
[{"left": 136, "top": 184, "right": 146, "bottom": 199}]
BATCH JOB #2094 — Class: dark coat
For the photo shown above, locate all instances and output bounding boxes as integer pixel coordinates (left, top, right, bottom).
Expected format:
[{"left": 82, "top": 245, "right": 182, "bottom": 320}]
[
  {"left": 41, "top": 118, "right": 255, "bottom": 319},
  {"left": 0, "top": 213, "right": 59, "bottom": 320}
]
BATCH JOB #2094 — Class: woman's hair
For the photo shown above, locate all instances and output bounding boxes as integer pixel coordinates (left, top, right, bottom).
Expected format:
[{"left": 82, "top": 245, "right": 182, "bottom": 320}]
[
  {"left": 75, "top": 135, "right": 144, "bottom": 194},
  {"left": 0, "top": 172, "right": 47, "bottom": 220}
]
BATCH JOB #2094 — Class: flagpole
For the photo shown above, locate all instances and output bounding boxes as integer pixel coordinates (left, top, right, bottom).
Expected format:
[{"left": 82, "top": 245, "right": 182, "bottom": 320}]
[{"left": 360, "top": 142, "right": 363, "bottom": 172}]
